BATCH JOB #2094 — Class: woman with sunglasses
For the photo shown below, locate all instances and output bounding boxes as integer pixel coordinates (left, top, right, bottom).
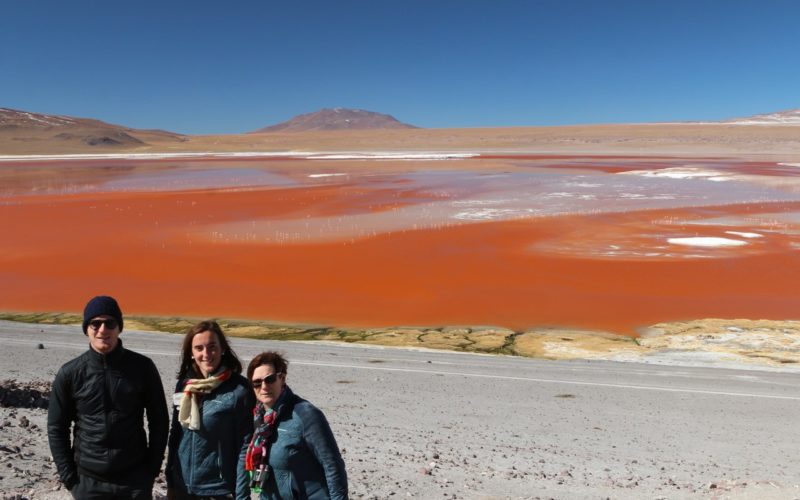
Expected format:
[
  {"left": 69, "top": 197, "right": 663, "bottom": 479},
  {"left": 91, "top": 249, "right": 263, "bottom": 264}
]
[
  {"left": 244, "top": 352, "right": 347, "bottom": 499},
  {"left": 166, "top": 321, "right": 254, "bottom": 500}
]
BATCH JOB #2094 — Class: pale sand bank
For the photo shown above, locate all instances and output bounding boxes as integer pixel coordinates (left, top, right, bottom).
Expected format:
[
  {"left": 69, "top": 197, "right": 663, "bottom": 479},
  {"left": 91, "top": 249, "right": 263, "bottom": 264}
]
[
  {"left": 3, "top": 123, "right": 800, "bottom": 161},
  {"left": 2, "top": 313, "right": 798, "bottom": 373}
]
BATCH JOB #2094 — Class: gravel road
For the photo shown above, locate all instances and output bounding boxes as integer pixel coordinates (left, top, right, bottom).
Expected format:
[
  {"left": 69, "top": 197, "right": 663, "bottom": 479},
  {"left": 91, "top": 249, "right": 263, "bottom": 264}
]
[{"left": 1, "top": 320, "right": 799, "bottom": 499}]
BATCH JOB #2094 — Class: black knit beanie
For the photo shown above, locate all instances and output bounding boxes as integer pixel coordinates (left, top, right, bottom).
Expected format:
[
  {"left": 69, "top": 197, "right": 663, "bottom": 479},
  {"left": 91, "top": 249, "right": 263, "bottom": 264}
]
[{"left": 82, "top": 296, "right": 124, "bottom": 334}]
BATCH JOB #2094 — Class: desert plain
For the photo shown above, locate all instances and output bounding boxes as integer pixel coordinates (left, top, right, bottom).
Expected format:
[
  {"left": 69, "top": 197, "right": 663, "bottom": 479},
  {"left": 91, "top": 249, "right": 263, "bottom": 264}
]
[{"left": 2, "top": 120, "right": 800, "bottom": 498}]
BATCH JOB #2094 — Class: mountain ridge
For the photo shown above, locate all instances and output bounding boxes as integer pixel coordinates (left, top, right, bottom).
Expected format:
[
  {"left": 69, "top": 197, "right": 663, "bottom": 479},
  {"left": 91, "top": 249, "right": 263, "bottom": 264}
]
[
  {"left": 0, "top": 107, "right": 185, "bottom": 150},
  {"left": 251, "top": 108, "right": 417, "bottom": 133},
  {"left": 2, "top": 106, "right": 800, "bottom": 156}
]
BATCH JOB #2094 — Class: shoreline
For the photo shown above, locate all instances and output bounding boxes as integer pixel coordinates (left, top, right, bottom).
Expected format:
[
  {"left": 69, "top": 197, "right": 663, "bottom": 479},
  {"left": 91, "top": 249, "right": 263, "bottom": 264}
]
[
  {"left": 2, "top": 312, "right": 798, "bottom": 373},
  {"left": 1, "top": 148, "right": 799, "bottom": 163},
  {"left": 5, "top": 153, "right": 800, "bottom": 366}
]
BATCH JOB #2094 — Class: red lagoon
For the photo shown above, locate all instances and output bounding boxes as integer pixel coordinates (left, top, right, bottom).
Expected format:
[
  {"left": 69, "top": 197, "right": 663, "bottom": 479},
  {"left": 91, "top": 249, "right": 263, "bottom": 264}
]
[{"left": 2, "top": 155, "right": 800, "bottom": 335}]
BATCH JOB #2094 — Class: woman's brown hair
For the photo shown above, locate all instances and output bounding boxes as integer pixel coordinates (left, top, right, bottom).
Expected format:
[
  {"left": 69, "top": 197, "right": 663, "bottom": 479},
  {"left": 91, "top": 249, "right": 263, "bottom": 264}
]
[
  {"left": 177, "top": 320, "right": 243, "bottom": 379},
  {"left": 246, "top": 351, "right": 289, "bottom": 382}
]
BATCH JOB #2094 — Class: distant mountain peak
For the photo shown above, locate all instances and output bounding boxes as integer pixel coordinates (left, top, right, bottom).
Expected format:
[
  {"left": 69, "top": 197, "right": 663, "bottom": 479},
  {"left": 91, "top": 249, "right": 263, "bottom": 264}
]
[
  {"left": 723, "top": 108, "right": 800, "bottom": 125},
  {"left": 0, "top": 107, "right": 80, "bottom": 129},
  {"left": 0, "top": 107, "right": 183, "bottom": 150},
  {"left": 252, "top": 108, "right": 417, "bottom": 133}
]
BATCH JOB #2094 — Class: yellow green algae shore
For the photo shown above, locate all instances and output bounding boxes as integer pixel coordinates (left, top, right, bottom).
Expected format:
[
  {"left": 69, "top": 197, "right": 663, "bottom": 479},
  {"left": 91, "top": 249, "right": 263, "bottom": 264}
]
[{"left": 2, "top": 312, "right": 798, "bottom": 371}]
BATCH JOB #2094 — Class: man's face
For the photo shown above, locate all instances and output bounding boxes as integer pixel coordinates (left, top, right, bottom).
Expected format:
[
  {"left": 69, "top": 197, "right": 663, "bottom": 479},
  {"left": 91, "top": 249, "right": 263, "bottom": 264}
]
[{"left": 86, "top": 315, "right": 121, "bottom": 354}]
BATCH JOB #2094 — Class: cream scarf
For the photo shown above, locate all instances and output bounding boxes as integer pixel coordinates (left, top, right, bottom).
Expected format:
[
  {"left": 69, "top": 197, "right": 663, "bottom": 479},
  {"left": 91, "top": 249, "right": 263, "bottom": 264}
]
[{"left": 175, "top": 369, "right": 231, "bottom": 430}]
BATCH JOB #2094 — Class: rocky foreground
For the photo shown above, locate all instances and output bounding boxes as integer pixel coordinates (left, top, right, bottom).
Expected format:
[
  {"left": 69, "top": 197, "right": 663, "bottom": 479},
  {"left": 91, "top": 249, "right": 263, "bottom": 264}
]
[
  {"left": 1, "top": 317, "right": 799, "bottom": 499},
  {"left": 0, "top": 380, "right": 75, "bottom": 500},
  {"left": 0, "top": 379, "right": 167, "bottom": 500}
]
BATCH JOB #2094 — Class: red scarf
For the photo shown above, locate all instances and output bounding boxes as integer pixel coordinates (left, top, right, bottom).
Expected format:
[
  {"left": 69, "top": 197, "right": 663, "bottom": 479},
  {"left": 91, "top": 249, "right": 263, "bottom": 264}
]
[
  {"left": 245, "top": 401, "right": 281, "bottom": 493},
  {"left": 245, "top": 387, "right": 286, "bottom": 492}
]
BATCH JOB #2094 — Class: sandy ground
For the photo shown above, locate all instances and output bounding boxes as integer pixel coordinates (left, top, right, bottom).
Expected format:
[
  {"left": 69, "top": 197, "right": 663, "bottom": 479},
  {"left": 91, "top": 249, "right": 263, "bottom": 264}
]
[
  {"left": 2, "top": 123, "right": 800, "bottom": 161},
  {"left": 2, "top": 320, "right": 800, "bottom": 500}
]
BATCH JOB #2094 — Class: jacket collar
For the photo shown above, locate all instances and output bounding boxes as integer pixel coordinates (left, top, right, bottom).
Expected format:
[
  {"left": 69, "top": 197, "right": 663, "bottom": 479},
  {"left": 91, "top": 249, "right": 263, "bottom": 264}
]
[
  {"left": 273, "top": 385, "right": 294, "bottom": 414},
  {"left": 87, "top": 338, "right": 125, "bottom": 365}
]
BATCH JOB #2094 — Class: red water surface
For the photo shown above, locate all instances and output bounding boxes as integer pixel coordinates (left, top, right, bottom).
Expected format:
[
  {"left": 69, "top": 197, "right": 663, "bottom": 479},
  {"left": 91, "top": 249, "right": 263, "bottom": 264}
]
[{"left": 2, "top": 158, "right": 800, "bottom": 335}]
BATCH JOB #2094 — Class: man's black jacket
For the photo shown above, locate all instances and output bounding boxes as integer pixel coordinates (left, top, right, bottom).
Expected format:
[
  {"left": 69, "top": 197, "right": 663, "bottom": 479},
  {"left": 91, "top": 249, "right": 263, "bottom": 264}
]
[{"left": 47, "top": 340, "right": 169, "bottom": 489}]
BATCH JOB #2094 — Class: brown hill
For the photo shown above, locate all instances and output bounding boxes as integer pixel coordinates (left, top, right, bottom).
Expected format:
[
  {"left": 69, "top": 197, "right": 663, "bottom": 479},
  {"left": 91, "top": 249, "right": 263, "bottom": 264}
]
[
  {"left": 251, "top": 108, "right": 416, "bottom": 133},
  {"left": 0, "top": 107, "right": 185, "bottom": 153},
  {"left": 2, "top": 106, "right": 800, "bottom": 160}
]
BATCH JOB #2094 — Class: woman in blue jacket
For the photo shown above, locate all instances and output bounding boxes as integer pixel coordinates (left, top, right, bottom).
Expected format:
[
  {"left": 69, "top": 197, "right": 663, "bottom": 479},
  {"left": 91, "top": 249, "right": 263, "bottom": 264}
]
[
  {"left": 166, "top": 321, "right": 254, "bottom": 500},
  {"left": 244, "top": 351, "right": 348, "bottom": 499}
]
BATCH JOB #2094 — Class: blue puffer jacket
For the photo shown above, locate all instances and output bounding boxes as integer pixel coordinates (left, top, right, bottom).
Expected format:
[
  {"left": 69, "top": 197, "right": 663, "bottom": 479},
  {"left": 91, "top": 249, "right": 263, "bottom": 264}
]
[
  {"left": 167, "top": 373, "right": 254, "bottom": 500},
  {"left": 258, "top": 386, "right": 347, "bottom": 500}
]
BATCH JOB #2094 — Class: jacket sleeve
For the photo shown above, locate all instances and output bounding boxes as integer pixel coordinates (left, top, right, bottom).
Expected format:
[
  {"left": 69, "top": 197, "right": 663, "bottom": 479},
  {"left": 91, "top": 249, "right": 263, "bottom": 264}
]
[
  {"left": 47, "top": 366, "right": 78, "bottom": 489},
  {"left": 144, "top": 359, "right": 170, "bottom": 479},
  {"left": 165, "top": 380, "right": 183, "bottom": 489},
  {"left": 301, "top": 405, "right": 348, "bottom": 500},
  {"left": 235, "top": 383, "right": 255, "bottom": 500}
]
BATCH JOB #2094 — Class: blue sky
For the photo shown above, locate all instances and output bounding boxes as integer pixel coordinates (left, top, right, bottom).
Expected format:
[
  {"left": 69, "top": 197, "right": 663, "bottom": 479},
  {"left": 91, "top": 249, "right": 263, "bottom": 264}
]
[{"left": 2, "top": 0, "right": 799, "bottom": 134}]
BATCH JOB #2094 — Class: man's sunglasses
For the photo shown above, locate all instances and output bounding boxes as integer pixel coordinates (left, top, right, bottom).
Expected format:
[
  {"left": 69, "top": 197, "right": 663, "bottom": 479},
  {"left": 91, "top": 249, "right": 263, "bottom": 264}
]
[
  {"left": 251, "top": 373, "right": 280, "bottom": 388},
  {"left": 88, "top": 319, "right": 119, "bottom": 331}
]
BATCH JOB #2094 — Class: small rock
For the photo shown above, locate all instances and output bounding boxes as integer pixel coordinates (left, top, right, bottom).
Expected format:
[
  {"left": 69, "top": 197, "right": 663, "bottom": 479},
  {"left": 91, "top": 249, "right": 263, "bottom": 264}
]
[{"left": 37, "top": 343, "right": 45, "bottom": 349}]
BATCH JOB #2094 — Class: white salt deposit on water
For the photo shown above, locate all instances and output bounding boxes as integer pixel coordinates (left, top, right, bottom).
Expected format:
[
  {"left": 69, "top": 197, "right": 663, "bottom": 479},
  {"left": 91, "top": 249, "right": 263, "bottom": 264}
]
[
  {"left": 619, "top": 167, "right": 732, "bottom": 182},
  {"left": 667, "top": 237, "right": 747, "bottom": 247},
  {"left": 778, "top": 163, "right": 800, "bottom": 168},
  {"left": 451, "top": 199, "right": 514, "bottom": 206},
  {"left": 306, "top": 153, "right": 477, "bottom": 160},
  {"left": 0, "top": 151, "right": 477, "bottom": 162},
  {"left": 725, "top": 231, "right": 763, "bottom": 238},
  {"left": 308, "top": 173, "right": 347, "bottom": 178},
  {"left": 452, "top": 208, "right": 534, "bottom": 220}
]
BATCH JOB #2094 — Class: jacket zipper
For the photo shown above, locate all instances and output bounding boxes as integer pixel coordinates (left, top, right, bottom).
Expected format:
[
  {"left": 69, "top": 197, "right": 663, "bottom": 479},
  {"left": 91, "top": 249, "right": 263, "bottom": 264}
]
[
  {"left": 218, "top": 440, "right": 223, "bottom": 479},
  {"left": 103, "top": 354, "right": 111, "bottom": 447}
]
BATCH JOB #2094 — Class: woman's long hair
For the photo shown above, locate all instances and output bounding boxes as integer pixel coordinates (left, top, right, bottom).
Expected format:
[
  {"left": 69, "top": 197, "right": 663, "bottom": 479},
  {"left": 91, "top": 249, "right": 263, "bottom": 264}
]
[{"left": 177, "top": 320, "right": 243, "bottom": 380}]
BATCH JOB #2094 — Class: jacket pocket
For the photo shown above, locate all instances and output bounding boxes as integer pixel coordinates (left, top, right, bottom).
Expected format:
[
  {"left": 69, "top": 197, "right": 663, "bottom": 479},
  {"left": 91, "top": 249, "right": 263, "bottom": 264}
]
[
  {"left": 113, "top": 375, "right": 144, "bottom": 414},
  {"left": 275, "top": 469, "right": 298, "bottom": 500},
  {"left": 204, "top": 392, "right": 235, "bottom": 416}
]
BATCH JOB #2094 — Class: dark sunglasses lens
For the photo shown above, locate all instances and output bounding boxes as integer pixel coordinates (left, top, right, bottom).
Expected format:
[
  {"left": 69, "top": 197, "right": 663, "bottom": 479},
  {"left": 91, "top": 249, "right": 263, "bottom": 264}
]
[
  {"left": 251, "top": 373, "right": 279, "bottom": 388},
  {"left": 89, "top": 319, "right": 118, "bottom": 330}
]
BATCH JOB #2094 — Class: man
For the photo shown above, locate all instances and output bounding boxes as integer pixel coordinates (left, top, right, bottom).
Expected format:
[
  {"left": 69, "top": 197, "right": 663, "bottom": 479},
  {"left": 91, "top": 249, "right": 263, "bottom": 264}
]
[{"left": 48, "top": 296, "right": 169, "bottom": 499}]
